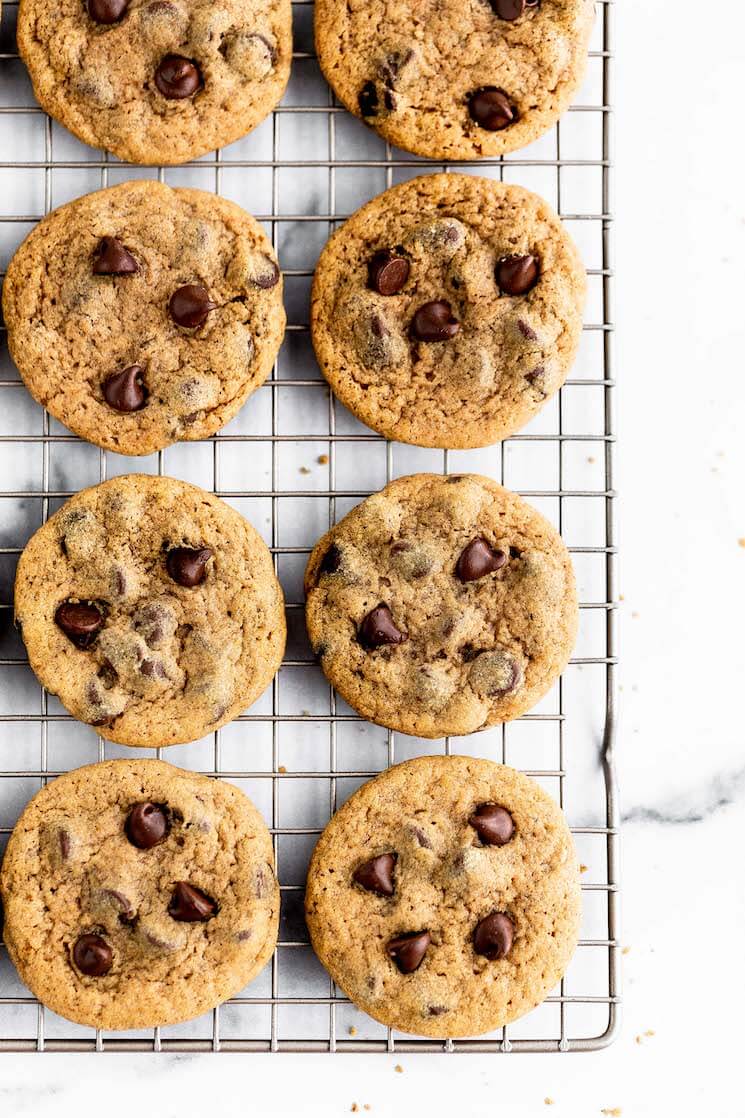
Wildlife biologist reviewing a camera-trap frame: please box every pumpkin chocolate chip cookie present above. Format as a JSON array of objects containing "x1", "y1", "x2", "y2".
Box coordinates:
[
  {"x1": 311, "y1": 174, "x2": 586, "y2": 449},
  {"x1": 14, "y1": 474, "x2": 286, "y2": 747},
  {"x1": 17, "y1": 0, "x2": 292, "y2": 164},
  {"x1": 0, "y1": 760, "x2": 279, "y2": 1029},
  {"x1": 3, "y1": 181, "x2": 285, "y2": 457},
  {"x1": 306, "y1": 755, "x2": 581, "y2": 1037},
  {"x1": 315, "y1": 0, "x2": 594, "y2": 160},
  {"x1": 304, "y1": 473, "x2": 577, "y2": 738}
]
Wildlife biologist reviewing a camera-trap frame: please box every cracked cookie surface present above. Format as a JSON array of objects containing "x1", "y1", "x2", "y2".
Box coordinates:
[
  {"x1": 15, "y1": 474, "x2": 286, "y2": 747},
  {"x1": 306, "y1": 755, "x2": 581, "y2": 1038},
  {"x1": 3, "y1": 181, "x2": 285, "y2": 456},
  {"x1": 315, "y1": 0, "x2": 594, "y2": 160},
  {"x1": 17, "y1": 0, "x2": 291, "y2": 164},
  {"x1": 311, "y1": 174, "x2": 586, "y2": 449},
  {"x1": 304, "y1": 473, "x2": 577, "y2": 738},
  {"x1": 0, "y1": 759, "x2": 279, "y2": 1030}
]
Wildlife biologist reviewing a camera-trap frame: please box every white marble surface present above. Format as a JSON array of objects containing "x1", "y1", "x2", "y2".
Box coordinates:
[{"x1": 1, "y1": 0, "x2": 744, "y2": 1112}]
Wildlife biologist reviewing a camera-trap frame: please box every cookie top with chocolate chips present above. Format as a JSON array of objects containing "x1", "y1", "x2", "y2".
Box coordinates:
[
  {"x1": 15, "y1": 474, "x2": 286, "y2": 747},
  {"x1": 17, "y1": 0, "x2": 291, "y2": 164},
  {"x1": 305, "y1": 473, "x2": 577, "y2": 738},
  {"x1": 311, "y1": 174, "x2": 586, "y2": 449},
  {"x1": 306, "y1": 755, "x2": 581, "y2": 1038},
  {"x1": 3, "y1": 181, "x2": 285, "y2": 456},
  {"x1": 315, "y1": 0, "x2": 593, "y2": 160},
  {"x1": 0, "y1": 760, "x2": 279, "y2": 1030}
]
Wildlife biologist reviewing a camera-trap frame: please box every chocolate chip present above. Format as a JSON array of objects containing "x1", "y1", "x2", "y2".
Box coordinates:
[
  {"x1": 169, "y1": 284, "x2": 216, "y2": 328},
  {"x1": 358, "y1": 81, "x2": 379, "y2": 117},
  {"x1": 496, "y1": 254, "x2": 539, "y2": 295},
  {"x1": 319, "y1": 543, "x2": 342, "y2": 575},
  {"x1": 140, "y1": 658, "x2": 167, "y2": 679},
  {"x1": 469, "y1": 803, "x2": 515, "y2": 846},
  {"x1": 410, "y1": 825, "x2": 432, "y2": 849},
  {"x1": 456, "y1": 538, "x2": 507, "y2": 582},
  {"x1": 59, "y1": 829, "x2": 71, "y2": 860},
  {"x1": 489, "y1": 0, "x2": 524, "y2": 18},
  {"x1": 410, "y1": 300, "x2": 460, "y2": 342},
  {"x1": 87, "y1": 0, "x2": 129, "y2": 23},
  {"x1": 517, "y1": 318, "x2": 538, "y2": 341},
  {"x1": 353, "y1": 852, "x2": 396, "y2": 896},
  {"x1": 253, "y1": 258, "x2": 280, "y2": 289},
  {"x1": 102, "y1": 365, "x2": 147, "y2": 412},
  {"x1": 468, "y1": 87, "x2": 517, "y2": 131},
  {"x1": 387, "y1": 931, "x2": 431, "y2": 974},
  {"x1": 93, "y1": 236, "x2": 138, "y2": 275},
  {"x1": 55, "y1": 601, "x2": 104, "y2": 649},
  {"x1": 166, "y1": 546, "x2": 212, "y2": 587},
  {"x1": 428, "y1": 1005, "x2": 448, "y2": 1016},
  {"x1": 72, "y1": 933, "x2": 113, "y2": 976},
  {"x1": 473, "y1": 912, "x2": 514, "y2": 959},
  {"x1": 126, "y1": 802, "x2": 169, "y2": 849},
  {"x1": 358, "y1": 604, "x2": 407, "y2": 649},
  {"x1": 154, "y1": 54, "x2": 202, "y2": 99},
  {"x1": 468, "y1": 650, "x2": 522, "y2": 698},
  {"x1": 368, "y1": 250, "x2": 410, "y2": 296},
  {"x1": 168, "y1": 882, "x2": 217, "y2": 922},
  {"x1": 526, "y1": 366, "x2": 545, "y2": 384}
]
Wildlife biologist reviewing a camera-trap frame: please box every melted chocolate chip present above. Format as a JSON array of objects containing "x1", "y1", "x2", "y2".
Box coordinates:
[
  {"x1": 456, "y1": 538, "x2": 507, "y2": 582},
  {"x1": 169, "y1": 284, "x2": 216, "y2": 328},
  {"x1": 253, "y1": 258, "x2": 280, "y2": 289},
  {"x1": 490, "y1": 0, "x2": 525, "y2": 17},
  {"x1": 387, "y1": 931, "x2": 431, "y2": 974},
  {"x1": 468, "y1": 87, "x2": 517, "y2": 131},
  {"x1": 358, "y1": 81, "x2": 379, "y2": 117},
  {"x1": 353, "y1": 852, "x2": 396, "y2": 896},
  {"x1": 410, "y1": 300, "x2": 460, "y2": 342},
  {"x1": 102, "y1": 365, "x2": 147, "y2": 412},
  {"x1": 93, "y1": 236, "x2": 138, "y2": 275},
  {"x1": 167, "y1": 885, "x2": 214, "y2": 921},
  {"x1": 473, "y1": 912, "x2": 514, "y2": 959},
  {"x1": 368, "y1": 250, "x2": 410, "y2": 296},
  {"x1": 319, "y1": 543, "x2": 342, "y2": 575},
  {"x1": 154, "y1": 55, "x2": 202, "y2": 99},
  {"x1": 72, "y1": 933, "x2": 113, "y2": 976},
  {"x1": 496, "y1": 254, "x2": 540, "y2": 296},
  {"x1": 87, "y1": 0, "x2": 129, "y2": 23},
  {"x1": 55, "y1": 601, "x2": 104, "y2": 649},
  {"x1": 126, "y1": 802, "x2": 169, "y2": 849},
  {"x1": 168, "y1": 882, "x2": 217, "y2": 922},
  {"x1": 166, "y1": 546, "x2": 212, "y2": 587},
  {"x1": 358, "y1": 604, "x2": 407, "y2": 649},
  {"x1": 469, "y1": 803, "x2": 515, "y2": 846}
]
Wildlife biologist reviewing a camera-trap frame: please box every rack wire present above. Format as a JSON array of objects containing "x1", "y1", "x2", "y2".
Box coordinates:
[{"x1": 0, "y1": 0, "x2": 618, "y2": 1052}]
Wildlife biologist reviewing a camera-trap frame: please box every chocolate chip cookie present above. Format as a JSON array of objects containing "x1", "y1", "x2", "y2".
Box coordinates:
[
  {"x1": 17, "y1": 0, "x2": 291, "y2": 164},
  {"x1": 305, "y1": 473, "x2": 577, "y2": 738},
  {"x1": 3, "y1": 181, "x2": 285, "y2": 457},
  {"x1": 311, "y1": 174, "x2": 586, "y2": 448},
  {"x1": 315, "y1": 0, "x2": 594, "y2": 160},
  {"x1": 0, "y1": 759, "x2": 279, "y2": 1030},
  {"x1": 15, "y1": 474, "x2": 286, "y2": 747},
  {"x1": 306, "y1": 755, "x2": 581, "y2": 1037}
]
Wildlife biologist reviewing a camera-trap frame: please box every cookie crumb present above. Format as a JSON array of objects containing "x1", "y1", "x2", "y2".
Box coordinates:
[
  {"x1": 621, "y1": 946, "x2": 631, "y2": 955},
  {"x1": 644, "y1": 1029, "x2": 655, "y2": 1037},
  {"x1": 631, "y1": 611, "x2": 639, "y2": 619},
  {"x1": 364, "y1": 1106, "x2": 371, "y2": 1112},
  {"x1": 738, "y1": 538, "x2": 745, "y2": 548},
  {"x1": 394, "y1": 1064, "x2": 403, "y2": 1073},
  {"x1": 349, "y1": 1025, "x2": 358, "y2": 1036},
  {"x1": 278, "y1": 765, "x2": 287, "y2": 774},
  {"x1": 299, "y1": 466, "x2": 311, "y2": 475},
  {"x1": 587, "y1": 455, "x2": 595, "y2": 464},
  {"x1": 601, "y1": 1109, "x2": 622, "y2": 1116},
  {"x1": 351, "y1": 1105, "x2": 359, "y2": 1113},
  {"x1": 579, "y1": 863, "x2": 588, "y2": 873},
  {"x1": 318, "y1": 454, "x2": 329, "y2": 465},
  {"x1": 544, "y1": 1099, "x2": 555, "y2": 1106}
]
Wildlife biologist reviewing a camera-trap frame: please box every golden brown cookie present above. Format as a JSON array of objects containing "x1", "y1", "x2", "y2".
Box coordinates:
[
  {"x1": 17, "y1": 0, "x2": 292, "y2": 164},
  {"x1": 306, "y1": 755, "x2": 581, "y2": 1037},
  {"x1": 305, "y1": 473, "x2": 577, "y2": 738},
  {"x1": 15, "y1": 474, "x2": 286, "y2": 747},
  {"x1": 311, "y1": 174, "x2": 586, "y2": 449},
  {"x1": 315, "y1": 0, "x2": 594, "y2": 160},
  {"x1": 0, "y1": 760, "x2": 279, "y2": 1030},
  {"x1": 3, "y1": 181, "x2": 285, "y2": 456}
]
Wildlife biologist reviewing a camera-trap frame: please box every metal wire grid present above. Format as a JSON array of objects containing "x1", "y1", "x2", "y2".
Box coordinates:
[{"x1": 0, "y1": 0, "x2": 619, "y2": 1052}]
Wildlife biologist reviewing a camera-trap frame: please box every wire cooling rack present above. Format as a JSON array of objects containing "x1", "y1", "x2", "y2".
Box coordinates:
[{"x1": 0, "y1": 0, "x2": 618, "y2": 1053}]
